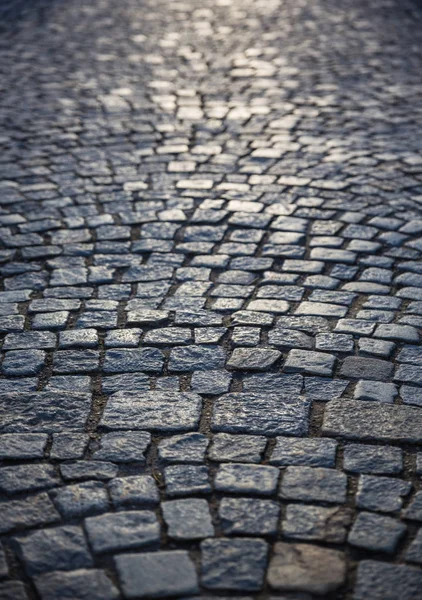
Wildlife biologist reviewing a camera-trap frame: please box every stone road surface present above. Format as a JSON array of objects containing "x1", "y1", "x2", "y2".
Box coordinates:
[{"x1": 0, "y1": 0, "x2": 422, "y2": 598}]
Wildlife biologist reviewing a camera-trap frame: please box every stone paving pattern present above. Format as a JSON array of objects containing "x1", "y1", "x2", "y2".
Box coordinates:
[{"x1": 0, "y1": 0, "x2": 422, "y2": 598}]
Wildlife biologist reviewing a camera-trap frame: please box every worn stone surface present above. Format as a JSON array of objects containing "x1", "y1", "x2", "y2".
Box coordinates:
[
  {"x1": 212, "y1": 393, "x2": 310, "y2": 436},
  {"x1": 340, "y1": 357, "x2": 393, "y2": 381},
  {"x1": 348, "y1": 512, "x2": 406, "y2": 554},
  {"x1": 162, "y1": 499, "x2": 214, "y2": 540},
  {"x1": 0, "y1": 493, "x2": 60, "y2": 534},
  {"x1": 164, "y1": 465, "x2": 211, "y2": 497},
  {"x1": 343, "y1": 444, "x2": 403, "y2": 474},
  {"x1": 158, "y1": 433, "x2": 208, "y2": 464},
  {"x1": 354, "y1": 561, "x2": 422, "y2": 600},
  {"x1": 215, "y1": 464, "x2": 279, "y2": 496},
  {"x1": 280, "y1": 466, "x2": 347, "y2": 504},
  {"x1": 201, "y1": 538, "x2": 268, "y2": 591},
  {"x1": 51, "y1": 482, "x2": 109, "y2": 519},
  {"x1": 93, "y1": 431, "x2": 151, "y2": 463},
  {"x1": 269, "y1": 437, "x2": 337, "y2": 468},
  {"x1": 356, "y1": 475, "x2": 412, "y2": 513},
  {"x1": 115, "y1": 551, "x2": 199, "y2": 598},
  {"x1": 284, "y1": 350, "x2": 336, "y2": 376},
  {"x1": 13, "y1": 526, "x2": 93, "y2": 575},
  {"x1": 34, "y1": 569, "x2": 119, "y2": 600},
  {"x1": 109, "y1": 476, "x2": 159, "y2": 510},
  {"x1": 282, "y1": 504, "x2": 352, "y2": 543},
  {"x1": 227, "y1": 348, "x2": 281, "y2": 371},
  {"x1": 267, "y1": 542, "x2": 346, "y2": 594},
  {"x1": 208, "y1": 434, "x2": 267, "y2": 463},
  {"x1": 322, "y1": 400, "x2": 422, "y2": 443},
  {"x1": 101, "y1": 391, "x2": 202, "y2": 431},
  {"x1": 85, "y1": 511, "x2": 160, "y2": 554},
  {"x1": 219, "y1": 498, "x2": 280, "y2": 536},
  {"x1": 0, "y1": 392, "x2": 91, "y2": 432}
]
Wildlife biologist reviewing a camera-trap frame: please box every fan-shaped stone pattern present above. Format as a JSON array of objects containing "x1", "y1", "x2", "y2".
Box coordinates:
[{"x1": 1, "y1": 0, "x2": 422, "y2": 597}]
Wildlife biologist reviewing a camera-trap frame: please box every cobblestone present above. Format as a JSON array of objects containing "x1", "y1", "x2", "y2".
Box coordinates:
[{"x1": 1, "y1": 0, "x2": 422, "y2": 596}]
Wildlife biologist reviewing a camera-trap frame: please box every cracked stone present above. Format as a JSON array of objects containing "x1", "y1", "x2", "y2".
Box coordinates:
[
  {"x1": 267, "y1": 542, "x2": 346, "y2": 594},
  {"x1": 283, "y1": 504, "x2": 352, "y2": 543}
]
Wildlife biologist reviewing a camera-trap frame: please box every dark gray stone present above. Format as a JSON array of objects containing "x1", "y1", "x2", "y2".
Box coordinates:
[
  {"x1": 103, "y1": 348, "x2": 164, "y2": 373},
  {"x1": 356, "y1": 475, "x2": 412, "y2": 513},
  {"x1": 201, "y1": 538, "x2": 268, "y2": 591},
  {"x1": 403, "y1": 492, "x2": 422, "y2": 522},
  {"x1": 51, "y1": 482, "x2": 109, "y2": 518},
  {"x1": 343, "y1": 444, "x2": 403, "y2": 475},
  {"x1": 0, "y1": 493, "x2": 60, "y2": 534},
  {"x1": 284, "y1": 350, "x2": 336, "y2": 376},
  {"x1": 405, "y1": 529, "x2": 422, "y2": 565},
  {"x1": 93, "y1": 431, "x2": 151, "y2": 463},
  {"x1": 0, "y1": 542, "x2": 8, "y2": 578},
  {"x1": 280, "y1": 466, "x2": 347, "y2": 504},
  {"x1": 242, "y1": 373, "x2": 303, "y2": 395},
  {"x1": 215, "y1": 464, "x2": 279, "y2": 495},
  {"x1": 34, "y1": 569, "x2": 119, "y2": 600},
  {"x1": 13, "y1": 526, "x2": 92, "y2": 575},
  {"x1": 227, "y1": 348, "x2": 281, "y2": 370},
  {"x1": 50, "y1": 433, "x2": 89, "y2": 460},
  {"x1": 0, "y1": 433, "x2": 48, "y2": 459},
  {"x1": 354, "y1": 380, "x2": 397, "y2": 403},
  {"x1": 354, "y1": 560, "x2": 422, "y2": 600},
  {"x1": 169, "y1": 345, "x2": 225, "y2": 371},
  {"x1": 162, "y1": 498, "x2": 214, "y2": 539},
  {"x1": 53, "y1": 350, "x2": 99, "y2": 373},
  {"x1": 109, "y1": 476, "x2": 159, "y2": 510},
  {"x1": 164, "y1": 465, "x2": 211, "y2": 496},
  {"x1": 101, "y1": 391, "x2": 202, "y2": 432},
  {"x1": 85, "y1": 510, "x2": 160, "y2": 553},
  {"x1": 191, "y1": 370, "x2": 232, "y2": 394},
  {"x1": 304, "y1": 377, "x2": 348, "y2": 401},
  {"x1": 144, "y1": 327, "x2": 192, "y2": 345},
  {"x1": 115, "y1": 551, "x2": 199, "y2": 598},
  {"x1": 212, "y1": 393, "x2": 310, "y2": 436},
  {"x1": 102, "y1": 373, "x2": 150, "y2": 394},
  {"x1": 0, "y1": 581, "x2": 28, "y2": 600},
  {"x1": 3, "y1": 331, "x2": 56, "y2": 350},
  {"x1": 219, "y1": 497, "x2": 280, "y2": 536},
  {"x1": 158, "y1": 433, "x2": 208, "y2": 464},
  {"x1": 60, "y1": 461, "x2": 118, "y2": 482},
  {"x1": 208, "y1": 433, "x2": 267, "y2": 463},
  {"x1": 0, "y1": 464, "x2": 60, "y2": 494},
  {"x1": 394, "y1": 364, "x2": 422, "y2": 386},
  {"x1": 340, "y1": 357, "x2": 393, "y2": 381},
  {"x1": 322, "y1": 399, "x2": 422, "y2": 443},
  {"x1": 270, "y1": 437, "x2": 337, "y2": 467},
  {"x1": 348, "y1": 512, "x2": 406, "y2": 554},
  {"x1": 2, "y1": 350, "x2": 45, "y2": 376},
  {"x1": 268, "y1": 328, "x2": 313, "y2": 349}
]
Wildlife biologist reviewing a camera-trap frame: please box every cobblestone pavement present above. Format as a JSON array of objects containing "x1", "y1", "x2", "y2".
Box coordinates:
[{"x1": 0, "y1": 0, "x2": 422, "y2": 598}]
